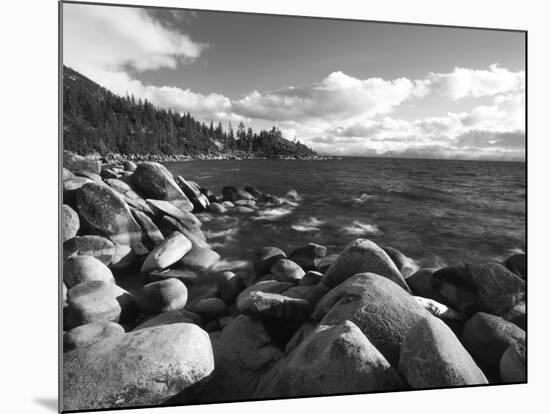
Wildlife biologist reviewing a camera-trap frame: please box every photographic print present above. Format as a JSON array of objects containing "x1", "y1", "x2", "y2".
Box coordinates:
[{"x1": 60, "y1": 1, "x2": 526, "y2": 412}]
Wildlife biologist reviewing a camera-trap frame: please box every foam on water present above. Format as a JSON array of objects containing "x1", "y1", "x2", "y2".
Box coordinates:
[
  {"x1": 352, "y1": 193, "x2": 376, "y2": 204},
  {"x1": 342, "y1": 220, "x2": 383, "y2": 236},
  {"x1": 291, "y1": 216, "x2": 324, "y2": 232},
  {"x1": 252, "y1": 207, "x2": 295, "y2": 221}
]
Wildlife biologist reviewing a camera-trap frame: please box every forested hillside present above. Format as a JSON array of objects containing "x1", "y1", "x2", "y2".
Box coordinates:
[{"x1": 62, "y1": 66, "x2": 317, "y2": 158}]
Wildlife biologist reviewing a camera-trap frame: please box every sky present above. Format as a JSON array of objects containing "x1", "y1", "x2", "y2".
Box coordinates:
[{"x1": 62, "y1": 2, "x2": 526, "y2": 160}]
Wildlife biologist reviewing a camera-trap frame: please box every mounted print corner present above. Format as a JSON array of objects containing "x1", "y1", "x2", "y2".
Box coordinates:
[{"x1": 60, "y1": 0, "x2": 526, "y2": 412}]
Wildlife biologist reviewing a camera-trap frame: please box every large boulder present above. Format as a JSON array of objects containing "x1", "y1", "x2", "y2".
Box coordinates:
[
  {"x1": 500, "y1": 338, "x2": 526, "y2": 383},
  {"x1": 63, "y1": 177, "x2": 93, "y2": 205},
  {"x1": 461, "y1": 312, "x2": 526, "y2": 369},
  {"x1": 413, "y1": 297, "x2": 465, "y2": 322},
  {"x1": 237, "y1": 290, "x2": 310, "y2": 321},
  {"x1": 63, "y1": 323, "x2": 214, "y2": 411},
  {"x1": 140, "y1": 231, "x2": 192, "y2": 273},
  {"x1": 66, "y1": 281, "x2": 137, "y2": 328},
  {"x1": 313, "y1": 273, "x2": 429, "y2": 366},
  {"x1": 63, "y1": 235, "x2": 116, "y2": 265},
  {"x1": 105, "y1": 178, "x2": 154, "y2": 215},
  {"x1": 256, "y1": 321, "x2": 406, "y2": 398},
  {"x1": 62, "y1": 205, "x2": 80, "y2": 241},
  {"x1": 179, "y1": 246, "x2": 220, "y2": 272},
  {"x1": 253, "y1": 247, "x2": 286, "y2": 277},
  {"x1": 197, "y1": 315, "x2": 283, "y2": 402},
  {"x1": 63, "y1": 321, "x2": 125, "y2": 352},
  {"x1": 158, "y1": 216, "x2": 208, "y2": 248},
  {"x1": 432, "y1": 262, "x2": 525, "y2": 316},
  {"x1": 270, "y1": 259, "x2": 305, "y2": 283},
  {"x1": 322, "y1": 239, "x2": 411, "y2": 292},
  {"x1": 406, "y1": 268, "x2": 443, "y2": 301},
  {"x1": 175, "y1": 176, "x2": 210, "y2": 212},
  {"x1": 398, "y1": 316, "x2": 487, "y2": 388},
  {"x1": 505, "y1": 253, "x2": 526, "y2": 280},
  {"x1": 133, "y1": 309, "x2": 203, "y2": 330},
  {"x1": 217, "y1": 271, "x2": 246, "y2": 303},
  {"x1": 383, "y1": 246, "x2": 418, "y2": 278},
  {"x1": 63, "y1": 256, "x2": 115, "y2": 288},
  {"x1": 131, "y1": 209, "x2": 164, "y2": 246},
  {"x1": 500, "y1": 300, "x2": 526, "y2": 330},
  {"x1": 146, "y1": 199, "x2": 199, "y2": 225},
  {"x1": 137, "y1": 278, "x2": 188, "y2": 315},
  {"x1": 122, "y1": 160, "x2": 137, "y2": 172},
  {"x1": 75, "y1": 182, "x2": 144, "y2": 247},
  {"x1": 63, "y1": 151, "x2": 101, "y2": 175},
  {"x1": 288, "y1": 243, "x2": 327, "y2": 271},
  {"x1": 132, "y1": 162, "x2": 191, "y2": 208}
]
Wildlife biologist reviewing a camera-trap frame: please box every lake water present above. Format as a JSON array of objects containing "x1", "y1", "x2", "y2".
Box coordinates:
[{"x1": 165, "y1": 157, "x2": 526, "y2": 270}]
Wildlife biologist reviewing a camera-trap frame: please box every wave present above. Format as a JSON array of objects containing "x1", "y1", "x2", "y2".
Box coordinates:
[
  {"x1": 291, "y1": 216, "x2": 324, "y2": 232},
  {"x1": 351, "y1": 193, "x2": 376, "y2": 204},
  {"x1": 252, "y1": 207, "x2": 294, "y2": 221},
  {"x1": 203, "y1": 228, "x2": 239, "y2": 240},
  {"x1": 342, "y1": 220, "x2": 383, "y2": 236}
]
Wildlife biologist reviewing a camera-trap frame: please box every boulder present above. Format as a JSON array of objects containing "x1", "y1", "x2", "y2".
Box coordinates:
[
  {"x1": 133, "y1": 309, "x2": 203, "y2": 330},
  {"x1": 322, "y1": 239, "x2": 411, "y2": 293},
  {"x1": 75, "y1": 182, "x2": 144, "y2": 247},
  {"x1": 146, "y1": 199, "x2": 199, "y2": 225},
  {"x1": 179, "y1": 246, "x2": 220, "y2": 272},
  {"x1": 500, "y1": 338, "x2": 526, "y2": 383},
  {"x1": 244, "y1": 186, "x2": 263, "y2": 199},
  {"x1": 299, "y1": 270, "x2": 324, "y2": 286},
  {"x1": 220, "y1": 201, "x2": 235, "y2": 209},
  {"x1": 209, "y1": 202, "x2": 226, "y2": 214},
  {"x1": 217, "y1": 271, "x2": 246, "y2": 303},
  {"x1": 62, "y1": 205, "x2": 80, "y2": 241},
  {"x1": 234, "y1": 206, "x2": 254, "y2": 214},
  {"x1": 63, "y1": 167, "x2": 75, "y2": 180},
  {"x1": 406, "y1": 268, "x2": 442, "y2": 301},
  {"x1": 192, "y1": 298, "x2": 227, "y2": 319},
  {"x1": 222, "y1": 186, "x2": 254, "y2": 202},
  {"x1": 131, "y1": 209, "x2": 164, "y2": 246},
  {"x1": 383, "y1": 246, "x2": 418, "y2": 278},
  {"x1": 66, "y1": 281, "x2": 137, "y2": 328},
  {"x1": 318, "y1": 254, "x2": 338, "y2": 273},
  {"x1": 63, "y1": 177, "x2": 93, "y2": 205},
  {"x1": 132, "y1": 162, "x2": 190, "y2": 205},
  {"x1": 63, "y1": 321, "x2": 125, "y2": 352},
  {"x1": 74, "y1": 170, "x2": 104, "y2": 184},
  {"x1": 398, "y1": 316, "x2": 487, "y2": 388},
  {"x1": 234, "y1": 199, "x2": 256, "y2": 208},
  {"x1": 271, "y1": 258, "x2": 305, "y2": 283},
  {"x1": 100, "y1": 168, "x2": 119, "y2": 179},
  {"x1": 63, "y1": 323, "x2": 214, "y2": 411},
  {"x1": 313, "y1": 273, "x2": 429, "y2": 365},
  {"x1": 289, "y1": 243, "x2": 327, "y2": 271},
  {"x1": 461, "y1": 312, "x2": 526, "y2": 369},
  {"x1": 63, "y1": 151, "x2": 101, "y2": 175},
  {"x1": 137, "y1": 278, "x2": 188, "y2": 315},
  {"x1": 110, "y1": 244, "x2": 138, "y2": 269},
  {"x1": 256, "y1": 321, "x2": 406, "y2": 398},
  {"x1": 197, "y1": 315, "x2": 283, "y2": 402},
  {"x1": 175, "y1": 176, "x2": 210, "y2": 211},
  {"x1": 500, "y1": 300, "x2": 526, "y2": 330},
  {"x1": 140, "y1": 231, "x2": 192, "y2": 273},
  {"x1": 64, "y1": 256, "x2": 115, "y2": 288},
  {"x1": 413, "y1": 296, "x2": 465, "y2": 321},
  {"x1": 158, "y1": 216, "x2": 208, "y2": 248},
  {"x1": 237, "y1": 290, "x2": 310, "y2": 321},
  {"x1": 253, "y1": 246, "x2": 286, "y2": 277},
  {"x1": 63, "y1": 235, "x2": 116, "y2": 265},
  {"x1": 147, "y1": 268, "x2": 200, "y2": 285},
  {"x1": 432, "y1": 262, "x2": 525, "y2": 316},
  {"x1": 122, "y1": 160, "x2": 137, "y2": 172},
  {"x1": 505, "y1": 253, "x2": 526, "y2": 280}
]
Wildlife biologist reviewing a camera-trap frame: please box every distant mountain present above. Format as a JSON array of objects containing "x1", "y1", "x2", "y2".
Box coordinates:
[{"x1": 62, "y1": 66, "x2": 318, "y2": 159}]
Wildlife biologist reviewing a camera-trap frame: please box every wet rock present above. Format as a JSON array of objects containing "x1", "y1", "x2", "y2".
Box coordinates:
[
  {"x1": 137, "y1": 278, "x2": 188, "y2": 315},
  {"x1": 413, "y1": 296, "x2": 465, "y2": 321},
  {"x1": 313, "y1": 273, "x2": 429, "y2": 365},
  {"x1": 322, "y1": 239, "x2": 411, "y2": 293},
  {"x1": 63, "y1": 323, "x2": 214, "y2": 411},
  {"x1": 256, "y1": 321, "x2": 406, "y2": 398},
  {"x1": 234, "y1": 206, "x2": 254, "y2": 214},
  {"x1": 100, "y1": 168, "x2": 119, "y2": 179},
  {"x1": 500, "y1": 300, "x2": 526, "y2": 330},
  {"x1": 461, "y1": 312, "x2": 526, "y2": 369},
  {"x1": 220, "y1": 200, "x2": 234, "y2": 209},
  {"x1": 271, "y1": 258, "x2": 305, "y2": 283},
  {"x1": 140, "y1": 231, "x2": 192, "y2": 273},
  {"x1": 432, "y1": 262, "x2": 525, "y2": 316},
  {"x1": 63, "y1": 151, "x2": 101, "y2": 175},
  {"x1": 66, "y1": 281, "x2": 137, "y2": 328},
  {"x1": 399, "y1": 316, "x2": 487, "y2": 387},
  {"x1": 192, "y1": 298, "x2": 227, "y2": 319},
  {"x1": 131, "y1": 209, "x2": 164, "y2": 246},
  {"x1": 63, "y1": 321, "x2": 125, "y2": 352},
  {"x1": 62, "y1": 204, "x2": 80, "y2": 241},
  {"x1": 299, "y1": 270, "x2": 324, "y2": 286},
  {"x1": 64, "y1": 256, "x2": 115, "y2": 288},
  {"x1": 209, "y1": 202, "x2": 226, "y2": 214},
  {"x1": 406, "y1": 268, "x2": 443, "y2": 301},
  {"x1": 289, "y1": 243, "x2": 327, "y2": 271},
  {"x1": 500, "y1": 338, "x2": 526, "y2": 383},
  {"x1": 505, "y1": 253, "x2": 526, "y2": 280},
  {"x1": 63, "y1": 235, "x2": 116, "y2": 265},
  {"x1": 253, "y1": 247, "x2": 287, "y2": 277},
  {"x1": 217, "y1": 272, "x2": 246, "y2": 303},
  {"x1": 134, "y1": 309, "x2": 203, "y2": 330},
  {"x1": 244, "y1": 186, "x2": 263, "y2": 199},
  {"x1": 75, "y1": 182, "x2": 144, "y2": 247},
  {"x1": 179, "y1": 246, "x2": 220, "y2": 272},
  {"x1": 383, "y1": 246, "x2": 418, "y2": 278}
]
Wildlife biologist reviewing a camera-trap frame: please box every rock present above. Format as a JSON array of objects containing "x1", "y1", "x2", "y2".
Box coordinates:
[
  {"x1": 63, "y1": 151, "x2": 101, "y2": 175},
  {"x1": 244, "y1": 186, "x2": 263, "y2": 198},
  {"x1": 140, "y1": 231, "x2": 192, "y2": 273},
  {"x1": 500, "y1": 338, "x2": 526, "y2": 382},
  {"x1": 253, "y1": 246, "x2": 286, "y2": 277},
  {"x1": 234, "y1": 206, "x2": 254, "y2": 214},
  {"x1": 461, "y1": 312, "x2": 526, "y2": 369},
  {"x1": 406, "y1": 268, "x2": 443, "y2": 301},
  {"x1": 62, "y1": 204, "x2": 80, "y2": 241},
  {"x1": 110, "y1": 244, "x2": 138, "y2": 269},
  {"x1": 201, "y1": 188, "x2": 218, "y2": 203},
  {"x1": 256, "y1": 321, "x2": 406, "y2": 398},
  {"x1": 74, "y1": 170, "x2": 104, "y2": 184},
  {"x1": 63, "y1": 177, "x2": 93, "y2": 205},
  {"x1": 63, "y1": 323, "x2": 214, "y2": 411},
  {"x1": 432, "y1": 262, "x2": 525, "y2": 316},
  {"x1": 64, "y1": 256, "x2": 115, "y2": 288},
  {"x1": 313, "y1": 273, "x2": 429, "y2": 365},
  {"x1": 222, "y1": 186, "x2": 254, "y2": 202},
  {"x1": 237, "y1": 290, "x2": 310, "y2": 321},
  {"x1": 179, "y1": 246, "x2": 220, "y2": 272},
  {"x1": 66, "y1": 281, "x2": 137, "y2": 328},
  {"x1": 197, "y1": 315, "x2": 283, "y2": 402},
  {"x1": 105, "y1": 178, "x2": 154, "y2": 215},
  {"x1": 322, "y1": 239, "x2": 411, "y2": 293},
  {"x1": 175, "y1": 176, "x2": 210, "y2": 211},
  {"x1": 134, "y1": 309, "x2": 203, "y2": 330},
  {"x1": 63, "y1": 235, "x2": 116, "y2": 265},
  {"x1": 505, "y1": 253, "x2": 526, "y2": 279},
  {"x1": 383, "y1": 246, "x2": 418, "y2": 278},
  {"x1": 218, "y1": 316, "x2": 234, "y2": 329},
  {"x1": 104, "y1": 178, "x2": 133, "y2": 194},
  {"x1": 75, "y1": 182, "x2": 144, "y2": 247},
  {"x1": 500, "y1": 300, "x2": 526, "y2": 330},
  {"x1": 132, "y1": 162, "x2": 189, "y2": 204},
  {"x1": 398, "y1": 316, "x2": 487, "y2": 387},
  {"x1": 192, "y1": 298, "x2": 227, "y2": 319},
  {"x1": 63, "y1": 321, "x2": 125, "y2": 352},
  {"x1": 285, "y1": 189, "x2": 300, "y2": 202},
  {"x1": 209, "y1": 202, "x2": 226, "y2": 214},
  {"x1": 413, "y1": 296, "x2": 465, "y2": 321},
  {"x1": 234, "y1": 199, "x2": 256, "y2": 208},
  {"x1": 289, "y1": 243, "x2": 327, "y2": 271},
  {"x1": 137, "y1": 278, "x2": 188, "y2": 315},
  {"x1": 122, "y1": 160, "x2": 137, "y2": 172},
  {"x1": 158, "y1": 216, "x2": 208, "y2": 248},
  {"x1": 270, "y1": 258, "x2": 305, "y2": 283},
  {"x1": 220, "y1": 200, "x2": 234, "y2": 209},
  {"x1": 299, "y1": 270, "x2": 323, "y2": 286},
  {"x1": 318, "y1": 254, "x2": 338, "y2": 273},
  {"x1": 63, "y1": 167, "x2": 75, "y2": 180},
  {"x1": 217, "y1": 272, "x2": 246, "y2": 303},
  {"x1": 146, "y1": 198, "x2": 199, "y2": 225},
  {"x1": 131, "y1": 209, "x2": 164, "y2": 246},
  {"x1": 100, "y1": 168, "x2": 119, "y2": 179},
  {"x1": 147, "y1": 268, "x2": 200, "y2": 285},
  {"x1": 237, "y1": 280, "x2": 295, "y2": 304}
]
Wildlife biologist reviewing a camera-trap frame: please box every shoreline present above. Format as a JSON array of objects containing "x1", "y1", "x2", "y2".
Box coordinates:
[{"x1": 98, "y1": 152, "x2": 337, "y2": 163}]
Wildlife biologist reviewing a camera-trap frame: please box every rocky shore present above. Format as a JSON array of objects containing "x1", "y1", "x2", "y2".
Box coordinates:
[{"x1": 62, "y1": 150, "x2": 527, "y2": 411}]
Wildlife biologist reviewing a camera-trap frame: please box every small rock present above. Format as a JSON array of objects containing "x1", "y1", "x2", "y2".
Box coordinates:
[
  {"x1": 209, "y1": 202, "x2": 226, "y2": 214},
  {"x1": 271, "y1": 258, "x2": 305, "y2": 283},
  {"x1": 220, "y1": 200, "x2": 234, "y2": 209},
  {"x1": 122, "y1": 160, "x2": 137, "y2": 172},
  {"x1": 147, "y1": 268, "x2": 200, "y2": 285},
  {"x1": 140, "y1": 231, "x2": 192, "y2": 273},
  {"x1": 62, "y1": 205, "x2": 80, "y2": 241},
  {"x1": 500, "y1": 338, "x2": 526, "y2": 383},
  {"x1": 63, "y1": 256, "x2": 115, "y2": 288},
  {"x1": 253, "y1": 247, "x2": 286, "y2": 277},
  {"x1": 238, "y1": 291, "x2": 310, "y2": 321},
  {"x1": 234, "y1": 206, "x2": 254, "y2": 214},
  {"x1": 289, "y1": 243, "x2": 327, "y2": 271},
  {"x1": 234, "y1": 199, "x2": 256, "y2": 208},
  {"x1": 137, "y1": 278, "x2": 188, "y2": 315},
  {"x1": 192, "y1": 298, "x2": 227, "y2": 319},
  {"x1": 63, "y1": 321, "x2": 125, "y2": 352}
]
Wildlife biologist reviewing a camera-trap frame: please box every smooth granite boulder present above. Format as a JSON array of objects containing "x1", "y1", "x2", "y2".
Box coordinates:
[
  {"x1": 256, "y1": 321, "x2": 406, "y2": 398},
  {"x1": 133, "y1": 309, "x2": 203, "y2": 330},
  {"x1": 63, "y1": 151, "x2": 101, "y2": 175},
  {"x1": 271, "y1": 258, "x2": 305, "y2": 283},
  {"x1": 122, "y1": 160, "x2": 137, "y2": 172},
  {"x1": 383, "y1": 246, "x2": 419, "y2": 278},
  {"x1": 288, "y1": 243, "x2": 327, "y2": 271},
  {"x1": 63, "y1": 321, "x2": 125, "y2": 352},
  {"x1": 299, "y1": 270, "x2": 324, "y2": 286},
  {"x1": 64, "y1": 256, "x2": 115, "y2": 288},
  {"x1": 500, "y1": 300, "x2": 526, "y2": 330},
  {"x1": 63, "y1": 177, "x2": 93, "y2": 205},
  {"x1": 398, "y1": 316, "x2": 487, "y2": 388},
  {"x1": 146, "y1": 198, "x2": 199, "y2": 225},
  {"x1": 63, "y1": 235, "x2": 116, "y2": 265},
  {"x1": 62, "y1": 204, "x2": 80, "y2": 241},
  {"x1": 131, "y1": 209, "x2": 164, "y2": 246},
  {"x1": 505, "y1": 253, "x2": 526, "y2": 280},
  {"x1": 406, "y1": 268, "x2": 443, "y2": 301},
  {"x1": 179, "y1": 246, "x2": 220, "y2": 272},
  {"x1": 140, "y1": 231, "x2": 192, "y2": 273},
  {"x1": 432, "y1": 262, "x2": 525, "y2": 316},
  {"x1": 253, "y1": 247, "x2": 287, "y2": 277},
  {"x1": 209, "y1": 202, "x2": 226, "y2": 214},
  {"x1": 132, "y1": 162, "x2": 190, "y2": 205},
  {"x1": 63, "y1": 323, "x2": 214, "y2": 411},
  {"x1": 322, "y1": 239, "x2": 411, "y2": 292},
  {"x1": 137, "y1": 278, "x2": 188, "y2": 315},
  {"x1": 500, "y1": 337, "x2": 526, "y2": 383}
]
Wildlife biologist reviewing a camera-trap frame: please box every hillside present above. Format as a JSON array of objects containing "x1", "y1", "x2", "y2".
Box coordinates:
[{"x1": 62, "y1": 65, "x2": 318, "y2": 159}]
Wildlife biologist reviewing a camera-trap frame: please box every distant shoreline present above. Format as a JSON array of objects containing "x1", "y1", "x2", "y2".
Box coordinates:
[{"x1": 97, "y1": 152, "x2": 338, "y2": 163}]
